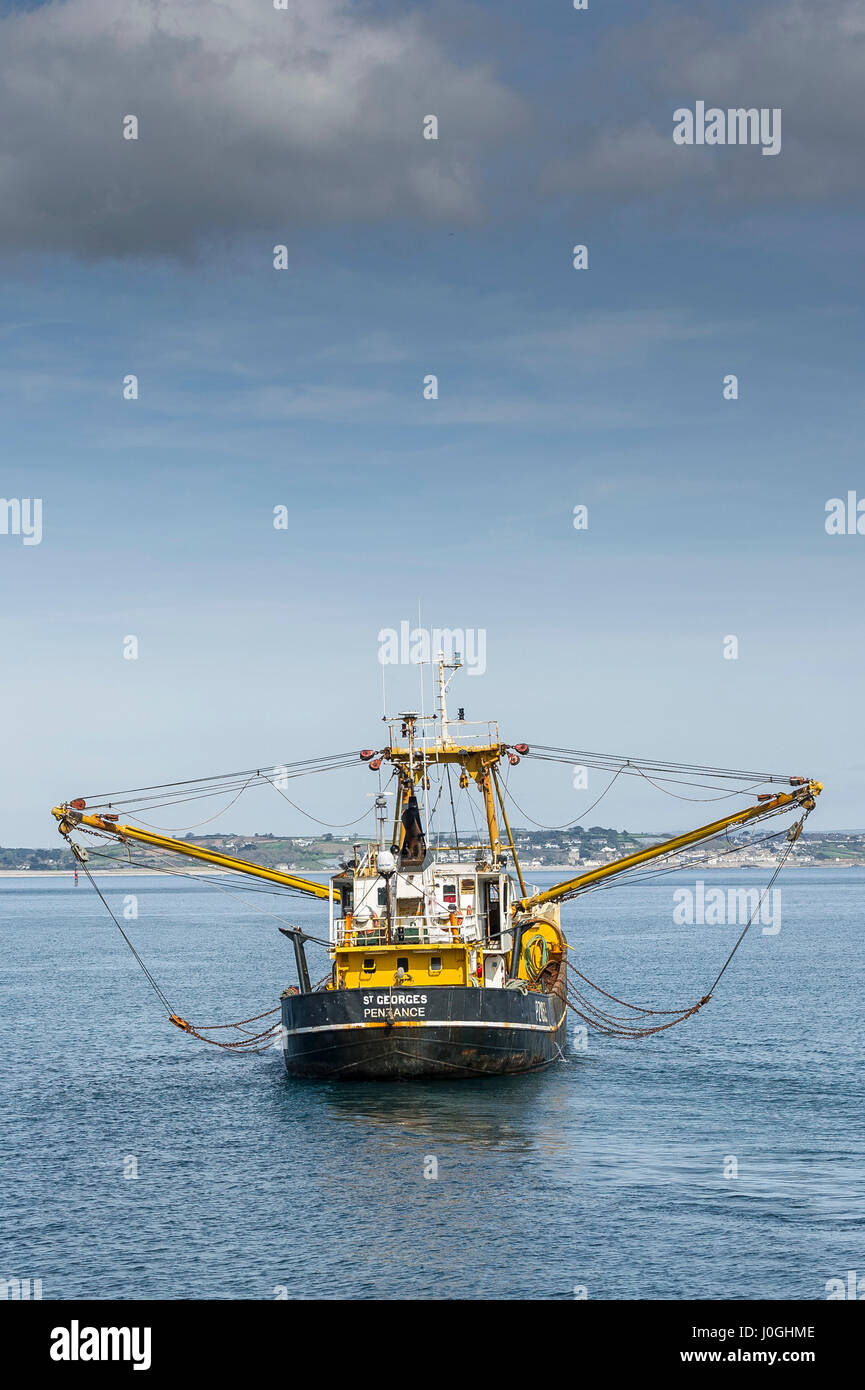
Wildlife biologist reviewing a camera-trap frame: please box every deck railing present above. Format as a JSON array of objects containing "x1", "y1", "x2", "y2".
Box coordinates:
[{"x1": 336, "y1": 915, "x2": 481, "y2": 948}]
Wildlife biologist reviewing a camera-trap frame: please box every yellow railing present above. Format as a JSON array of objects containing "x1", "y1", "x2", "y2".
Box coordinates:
[{"x1": 336, "y1": 915, "x2": 478, "y2": 948}]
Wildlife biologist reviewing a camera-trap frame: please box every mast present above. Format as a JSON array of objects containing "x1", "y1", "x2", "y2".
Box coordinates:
[
  {"x1": 378, "y1": 655, "x2": 513, "y2": 867},
  {"x1": 373, "y1": 793, "x2": 389, "y2": 850},
  {"x1": 437, "y1": 651, "x2": 451, "y2": 747}
]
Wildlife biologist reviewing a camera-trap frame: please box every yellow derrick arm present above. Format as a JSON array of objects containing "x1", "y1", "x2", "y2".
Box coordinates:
[
  {"x1": 516, "y1": 780, "x2": 822, "y2": 912},
  {"x1": 51, "y1": 806, "x2": 336, "y2": 900}
]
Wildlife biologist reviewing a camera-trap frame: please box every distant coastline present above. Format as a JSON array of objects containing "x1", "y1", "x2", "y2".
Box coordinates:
[
  {"x1": 5, "y1": 822, "x2": 865, "y2": 878},
  {"x1": 5, "y1": 827, "x2": 865, "y2": 875},
  {"x1": 2, "y1": 863, "x2": 863, "y2": 879}
]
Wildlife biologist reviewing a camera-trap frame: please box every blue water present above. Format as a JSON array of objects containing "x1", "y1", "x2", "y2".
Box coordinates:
[{"x1": 1, "y1": 869, "x2": 862, "y2": 1300}]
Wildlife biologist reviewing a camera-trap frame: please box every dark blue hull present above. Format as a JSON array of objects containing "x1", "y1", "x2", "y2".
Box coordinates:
[{"x1": 280, "y1": 983, "x2": 568, "y2": 1079}]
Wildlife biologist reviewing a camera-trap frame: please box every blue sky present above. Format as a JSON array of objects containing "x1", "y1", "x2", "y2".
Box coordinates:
[{"x1": 1, "y1": 0, "x2": 862, "y2": 842}]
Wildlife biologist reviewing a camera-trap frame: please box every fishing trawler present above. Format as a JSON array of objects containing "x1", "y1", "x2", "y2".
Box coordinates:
[{"x1": 51, "y1": 656, "x2": 821, "y2": 1080}]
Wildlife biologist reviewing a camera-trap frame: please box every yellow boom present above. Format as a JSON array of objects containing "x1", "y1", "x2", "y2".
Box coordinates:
[
  {"x1": 51, "y1": 806, "x2": 336, "y2": 900},
  {"x1": 516, "y1": 780, "x2": 822, "y2": 911}
]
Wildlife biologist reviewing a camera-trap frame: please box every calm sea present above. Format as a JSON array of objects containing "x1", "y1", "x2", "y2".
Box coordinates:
[{"x1": 1, "y1": 869, "x2": 862, "y2": 1300}]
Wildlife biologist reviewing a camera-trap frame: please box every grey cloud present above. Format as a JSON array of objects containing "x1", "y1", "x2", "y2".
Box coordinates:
[
  {"x1": 3, "y1": 0, "x2": 858, "y2": 264},
  {"x1": 543, "y1": 0, "x2": 865, "y2": 206},
  {"x1": 542, "y1": 122, "x2": 706, "y2": 199},
  {"x1": 0, "y1": 0, "x2": 525, "y2": 258}
]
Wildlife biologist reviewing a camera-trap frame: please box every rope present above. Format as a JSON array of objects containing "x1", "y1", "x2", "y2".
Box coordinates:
[
  {"x1": 262, "y1": 773, "x2": 375, "y2": 830},
  {"x1": 562, "y1": 820, "x2": 802, "y2": 1039},
  {"x1": 502, "y1": 766, "x2": 625, "y2": 830},
  {"x1": 79, "y1": 750, "x2": 363, "y2": 807},
  {"x1": 524, "y1": 744, "x2": 792, "y2": 784},
  {"x1": 84, "y1": 844, "x2": 333, "y2": 940},
  {"x1": 561, "y1": 818, "x2": 794, "y2": 901},
  {"x1": 631, "y1": 765, "x2": 768, "y2": 803},
  {"x1": 77, "y1": 858, "x2": 175, "y2": 1015},
  {"x1": 128, "y1": 776, "x2": 258, "y2": 833},
  {"x1": 73, "y1": 853, "x2": 292, "y2": 1054},
  {"x1": 505, "y1": 744, "x2": 792, "y2": 829},
  {"x1": 168, "y1": 1010, "x2": 283, "y2": 1053},
  {"x1": 82, "y1": 840, "x2": 322, "y2": 904},
  {"x1": 705, "y1": 829, "x2": 797, "y2": 995},
  {"x1": 446, "y1": 764, "x2": 461, "y2": 853}
]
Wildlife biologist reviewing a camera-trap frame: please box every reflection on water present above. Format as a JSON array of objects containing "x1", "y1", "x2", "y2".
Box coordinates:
[{"x1": 310, "y1": 1072, "x2": 565, "y2": 1154}]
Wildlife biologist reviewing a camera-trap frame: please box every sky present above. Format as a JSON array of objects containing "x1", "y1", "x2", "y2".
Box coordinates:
[{"x1": 1, "y1": 0, "x2": 863, "y2": 845}]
